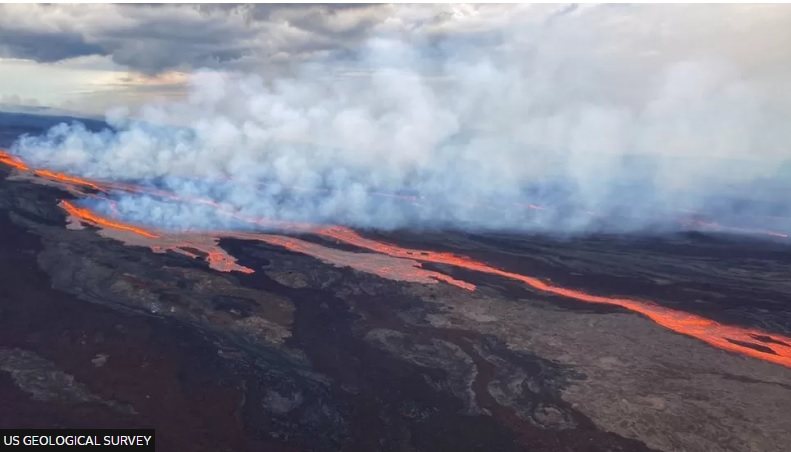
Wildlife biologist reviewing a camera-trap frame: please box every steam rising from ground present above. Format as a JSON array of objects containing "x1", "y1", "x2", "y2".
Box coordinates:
[{"x1": 10, "y1": 18, "x2": 791, "y2": 235}]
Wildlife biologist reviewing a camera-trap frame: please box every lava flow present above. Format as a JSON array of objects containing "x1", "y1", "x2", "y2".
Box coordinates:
[
  {"x1": 61, "y1": 200, "x2": 159, "y2": 239},
  {"x1": 59, "y1": 196, "x2": 472, "y2": 288},
  {"x1": 3, "y1": 149, "x2": 791, "y2": 369},
  {"x1": 34, "y1": 169, "x2": 105, "y2": 192},
  {"x1": 314, "y1": 226, "x2": 791, "y2": 368},
  {"x1": 233, "y1": 232, "x2": 476, "y2": 290},
  {"x1": 0, "y1": 150, "x2": 29, "y2": 171}
]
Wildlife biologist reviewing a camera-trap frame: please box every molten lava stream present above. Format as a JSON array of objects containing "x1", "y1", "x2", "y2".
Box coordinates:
[
  {"x1": 61, "y1": 200, "x2": 159, "y2": 239},
  {"x1": 232, "y1": 232, "x2": 476, "y2": 290},
  {"x1": 315, "y1": 226, "x2": 791, "y2": 369},
  {"x1": 0, "y1": 150, "x2": 30, "y2": 171},
  {"x1": 33, "y1": 169, "x2": 105, "y2": 192},
  {"x1": 3, "y1": 149, "x2": 791, "y2": 368}
]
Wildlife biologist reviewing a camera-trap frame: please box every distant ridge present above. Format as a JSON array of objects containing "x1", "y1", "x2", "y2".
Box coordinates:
[
  {"x1": 0, "y1": 109, "x2": 108, "y2": 132},
  {"x1": 0, "y1": 103, "x2": 102, "y2": 121},
  {"x1": 0, "y1": 110, "x2": 110, "y2": 148}
]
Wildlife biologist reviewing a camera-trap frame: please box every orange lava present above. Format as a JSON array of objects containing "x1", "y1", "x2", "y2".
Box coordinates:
[
  {"x1": 4, "y1": 148, "x2": 791, "y2": 368},
  {"x1": 313, "y1": 226, "x2": 791, "y2": 368},
  {"x1": 61, "y1": 200, "x2": 159, "y2": 239},
  {"x1": 0, "y1": 150, "x2": 30, "y2": 171},
  {"x1": 151, "y1": 241, "x2": 255, "y2": 274},
  {"x1": 34, "y1": 169, "x2": 105, "y2": 192},
  {"x1": 58, "y1": 199, "x2": 467, "y2": 288},
  {"x1": 238, "y1": 233, "x2": 476, "y2": 290},
  {"x1": 204, "y1": 249, "x2": 255, "y2": 274}
]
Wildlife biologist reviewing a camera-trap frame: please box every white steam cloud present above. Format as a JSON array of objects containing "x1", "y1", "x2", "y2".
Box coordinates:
[{"x1": 10, "y1": 12, "x2": 791, "y2": 236}]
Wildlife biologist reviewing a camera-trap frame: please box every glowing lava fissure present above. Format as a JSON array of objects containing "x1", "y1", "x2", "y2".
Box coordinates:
[
  {"x1": 3, "y1": 149, "x2": 791, "y2": 369},
  {"x1": 33, "y1": 169, "x2": 105, "y2": 192},
  {"x1": 0, "y1": 150, "x2": 30, "y2": 171},
  {"x1": 232, "y1": 232, "x2": 477, "y2": 290},
  {"x1": 61, "y1": 200, "x2": 159, "y2": 239}
]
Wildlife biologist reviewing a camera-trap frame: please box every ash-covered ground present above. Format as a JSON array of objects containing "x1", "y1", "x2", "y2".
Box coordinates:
[{"x1": 1, "y1": 115, "x2": 791, "y2": 452}]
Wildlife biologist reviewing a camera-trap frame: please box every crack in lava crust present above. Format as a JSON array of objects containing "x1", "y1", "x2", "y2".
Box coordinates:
[{"x1": 2, "y1": 149, "x2": 791, "y2": 369}]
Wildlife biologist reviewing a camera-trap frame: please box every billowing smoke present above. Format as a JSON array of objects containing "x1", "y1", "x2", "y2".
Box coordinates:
[{"x1": 9, "y1": 13, "x2": 791, "y2": 236}]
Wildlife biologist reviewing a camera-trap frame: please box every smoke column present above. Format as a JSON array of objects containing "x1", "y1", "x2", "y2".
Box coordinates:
[{"x1": 9, "y1": 15, "x2": 791, "y2": 236}]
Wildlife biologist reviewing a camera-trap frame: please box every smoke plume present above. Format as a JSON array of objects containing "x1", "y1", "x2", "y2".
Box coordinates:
[{"x1": 10, "y1": 14, "x2": 791, "y2": 237}]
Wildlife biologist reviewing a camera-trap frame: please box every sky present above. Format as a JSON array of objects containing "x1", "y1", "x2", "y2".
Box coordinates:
[{"x1": 1, "y1": 3, "x2": 790, "y2": 117}]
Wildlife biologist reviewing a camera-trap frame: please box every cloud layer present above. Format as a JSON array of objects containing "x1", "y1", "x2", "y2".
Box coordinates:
[
  {"x1": 0, "y1": 4, "x2": 532, "y2": 74},
  {"x1": 8, "y1": 4, "x2": 791, "y2": 236}
]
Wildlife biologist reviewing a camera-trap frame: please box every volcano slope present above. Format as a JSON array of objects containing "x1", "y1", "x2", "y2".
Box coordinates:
[{"x1": 2, "y1": 130, "x2": 791, "y2": 452}]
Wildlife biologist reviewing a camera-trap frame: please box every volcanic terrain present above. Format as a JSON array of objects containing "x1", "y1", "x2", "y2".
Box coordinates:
[{"x1": 1, "y1": 115, "x2": 791, "y2": 452}]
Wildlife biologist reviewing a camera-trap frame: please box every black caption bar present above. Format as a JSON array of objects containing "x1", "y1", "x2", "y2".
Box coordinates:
[{"x1": 0, "y1": 430, "x2": 154, "y2": 451}]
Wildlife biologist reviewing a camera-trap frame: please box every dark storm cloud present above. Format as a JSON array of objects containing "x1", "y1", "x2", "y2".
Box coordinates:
[
  {"x1": 97, "y1": 10, "x2": 258, "y2": 74},
  {"x1": 253, "y1": 4, "x2": 384, "y2": 38},
  {"x1": 0, "y1": 27, "x2": 105, "y2": 62},
  {"x1": 0, "y1": 4, "x2": 400, "y2": 74}
]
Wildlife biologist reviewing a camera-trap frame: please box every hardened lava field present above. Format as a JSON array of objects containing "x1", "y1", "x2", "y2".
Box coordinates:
[
  {"x1": 1, "y1": 128, "x2": 791, "y2": 452},
  {"x1": 4, "y1": 4, "x2": 791, "y2": 451}
]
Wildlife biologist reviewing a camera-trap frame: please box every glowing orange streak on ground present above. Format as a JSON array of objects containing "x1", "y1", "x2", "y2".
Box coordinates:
[
  {"x1": 61, "y1": 200, "x2": 159, "y2": 239},
  {"x1": 203, "y1": 250, "x2": 255, "y2": 274},
  {"x1": 0, "y1": 151, "x2": 30, "y2": 171},
  {"x1": 233, "y1": 232, "x2": 476, "y2": 290},
  {"x1": 4, "y1": 150, "x2": 791, "y2": 367},
  {"x1": 33, "y1": 169, "x2": 105, "y2": 192},
  {"x1": 3, "y1": 148, "x2": 790, "y2": 239},
  {"x1": 314, "y1": 226, "x2": 791, "y2": 368},
  {"x1": 58, "y1": 200, "x2": 468, "y2": 287}
]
